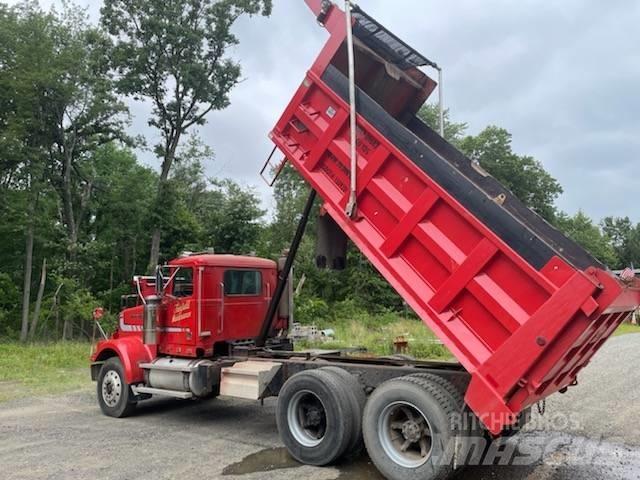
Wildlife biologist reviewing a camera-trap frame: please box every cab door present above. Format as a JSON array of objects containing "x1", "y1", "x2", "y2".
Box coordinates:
[
  {"x1": 219, "y1": 269, "x2": 269, "y2": 340},
  {"x1": 161, "y1": 266, "x2": 196, "y2": 353},
  {"x1": 197, "y1": 266, "x2": 219, "y2": 340}
]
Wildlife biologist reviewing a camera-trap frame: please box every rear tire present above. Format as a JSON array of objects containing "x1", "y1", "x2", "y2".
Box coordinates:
[
  {"x1": 319, "y1": 366, "x2": 366, "y2": 455},
  {"x1": 403, "y1": 373, "x2": 482, "y2": 468},
  {"x1": 276, "y1": 369, "x2": 353, "y2": 466},
  {"x1": 363, "y1": 375, "x2": 459, "y2": 480},
  {"x1": 97, "y1": 357, "x2": 137, "y2": 418}
]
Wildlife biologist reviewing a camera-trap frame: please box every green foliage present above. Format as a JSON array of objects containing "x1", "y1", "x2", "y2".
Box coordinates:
[
  {"x1": 458, "y1": 126, "x2": 563, "y2": 220},
  {"x1": 295, "y1": 297, "x2": 331, "y2": 324},
  {"x1": 554, "y1": 211, "x2": 619, "y2": 267},
  {"x1": 418, "y1": 105, "x2": 563, "y2": 221},
  {"x1": 266, "y1": 164, "x2": 312, "y2": 255},
  {"x1": 161, "y1": 139, "x2": 266, "y2": 258},
  {"x1": 87, "y1": 144, "x2": 157, "y2": 287},
  {"x1": 101, "y1": 0, "x2": 272, "y2": 269},
  {"x1": 0, "y1": 273, "x2": 20, "y2": 337},
  {"x1": 417, "y1": 104, "x2": 468, "y2": 145},
  {"x1": 0, "y1": 341, "x2": 91, "y2": 402},
  {"x1": 1, "y1": 1, "x2": 639, "y2": 348},
  {"x1": 101, "y1": 0, "x2": 272, "y2": 147},
  {"x1": 614, "y1": 323, "x2": 640, "y2": 337},
  {"x1": 295, "y1": 311, "x2": 452, "y2": 361},
  {"x1": 61, "y1": 288, "x2": 98, "y2": 332},
  {"x1": 602, "y1": 216, "x2": 640, "y2": 269}
]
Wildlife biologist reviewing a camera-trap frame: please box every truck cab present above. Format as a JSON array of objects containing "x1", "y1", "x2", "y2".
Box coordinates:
[{"x1": 118, "y1": 254, "x2": 279, "y2": 357}]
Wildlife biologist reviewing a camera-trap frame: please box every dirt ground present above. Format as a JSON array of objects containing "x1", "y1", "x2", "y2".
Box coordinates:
[{"x1": 1, "y1": 334, "x2": 639, "y2": 480}]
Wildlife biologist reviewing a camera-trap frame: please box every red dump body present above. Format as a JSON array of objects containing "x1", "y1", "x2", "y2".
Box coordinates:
[{"x1": 270, "y1": 0, "x2": 640, "y2": 434}]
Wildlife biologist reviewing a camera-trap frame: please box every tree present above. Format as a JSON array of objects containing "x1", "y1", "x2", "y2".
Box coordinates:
[
  {"x1": 207, "y1": 179, "x2": 266, "y2": 254},
  {"x1": 101, "y1": 0, "x2": 273, "y2": 272},
  {"x1": 417, "y1": 104, "x2": 468, "y2": 146},
  {"x1": 458, "y1": 126, "x2": 563, "y2": 221},
  {"x1": 47, "y1": 7, "x2": 130, "y2": 267},
  {"x1": 169, "y1": 145, "x2": 266, "y2": 256},
  {"x1": 87, "y1": 144, "x2": 157, "y2": 291},
  {"x1": 267, "y1": 164, "x2": 312, "y2": 255},
  {"x1": 602, "y1": 216, "x2": 640, "y2": 269},
  {"x1": 555, "y1": 211, "x2": 618, "y2": 267},
  {"x1": 418, "y1": 105, "x2": 563, "y2": 221},
  {"x1": 0, "y1": 3, "x2": 63, "y2": 341}
]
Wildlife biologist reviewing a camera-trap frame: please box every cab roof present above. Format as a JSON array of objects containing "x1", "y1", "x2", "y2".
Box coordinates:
[{"x1": 169, "y1": 254, "x2": 276, "y2": 269}]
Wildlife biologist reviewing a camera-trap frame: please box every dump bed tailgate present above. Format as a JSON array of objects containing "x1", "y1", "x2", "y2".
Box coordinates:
[{"x1": 270, "y1": 1, "x2": 640, "y2": 434}]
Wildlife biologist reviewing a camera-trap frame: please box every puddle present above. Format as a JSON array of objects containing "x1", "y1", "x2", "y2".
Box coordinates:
[
  {"x1": 222, "y1": 448, "x2": 300, "y2": 475},
  {"x1": 222, "y1": 447, "x2": 384, "y2": 479},
  {"x1": 334, "y1": 455, "x2": 384, "y2": 480},
  {"x1": 222, "y1": 433, "x2": 640, "y2": 480}
]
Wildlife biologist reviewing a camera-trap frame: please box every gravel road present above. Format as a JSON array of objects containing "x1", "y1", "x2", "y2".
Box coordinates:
[{"x1": 1, "y1": 334, "x2": 639, "y2": 480}]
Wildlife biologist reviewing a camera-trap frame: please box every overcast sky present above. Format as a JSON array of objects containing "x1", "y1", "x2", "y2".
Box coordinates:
[{"x1": 9, "y1": 0, "x2": 640, "y2": 222}]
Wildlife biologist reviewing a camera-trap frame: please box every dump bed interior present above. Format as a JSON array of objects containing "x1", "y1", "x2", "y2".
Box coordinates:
[
  {"x1": 270, "y1": 0, "x2": 640, "y2": 435},
  {"x1": 319, "y1": 5, "x2": 601, "y2": 272},
  {"x1": 321, "y1": 65, "x2": 602, "y2": 272}
]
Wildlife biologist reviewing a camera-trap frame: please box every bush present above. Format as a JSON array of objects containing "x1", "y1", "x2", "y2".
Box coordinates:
[
  {"x1": 408, "y1": 342, "x2": 450, "y2": 360},
  {"x1": 295, "y1": 297, "x2": 331, "y2": 324},
  {"x1": 0, "y1": 273, "x2": 20, "y2": 338}
]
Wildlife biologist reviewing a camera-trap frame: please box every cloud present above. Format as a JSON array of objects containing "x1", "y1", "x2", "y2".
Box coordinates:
[{"x1": 6, "y1": 0, "x2": 640, "y2": 221}]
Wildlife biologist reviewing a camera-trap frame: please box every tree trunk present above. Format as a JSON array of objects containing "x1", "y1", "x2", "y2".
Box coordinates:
[
  {"x1": 147, "y1": 136, "x2": 181, "y2": 273},
  {"x1": 62, "y1": 149, "x2": 79, "y2": 263},
  {"x1": 20, "y1": 223, "x2": 34, "y2": 342},
  {"x1": 62, "y1": 316, "x2": 72, "y2": 341},
  {"x1": 29, "y1": 258, "x2": 47, "y2": 340},
  {"x1": 132, "y1": 241, "x2": 137, "y2": 278},
  {"x1": 148, "y1": 227, "x2": 161, "y2": 273},
  {"x1": 54, "y1": 290, "x2": 61, "y2": 340}
]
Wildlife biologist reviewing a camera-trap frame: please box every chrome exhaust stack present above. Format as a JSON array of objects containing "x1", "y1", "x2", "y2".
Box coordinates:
[{"x1": 143, "y1": 295, "x2": 160, "y2": 345}]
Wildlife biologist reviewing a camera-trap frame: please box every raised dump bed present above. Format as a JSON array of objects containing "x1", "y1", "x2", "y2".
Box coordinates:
[{"x1": 270, "y1": 0, "x2": 640, "y2": 434}]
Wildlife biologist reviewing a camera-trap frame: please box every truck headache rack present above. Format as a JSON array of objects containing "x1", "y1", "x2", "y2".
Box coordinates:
[
  {"x1": 270, "y1": 0, "x2": 640, "y2": 434},
  {"x1": 349, "y1": 6, "x2": 437, "y2": 70}
]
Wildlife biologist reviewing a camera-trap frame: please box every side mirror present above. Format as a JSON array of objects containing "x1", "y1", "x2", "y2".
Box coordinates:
[{"x1": 155, "y1": 265, "x2": 163, "y2": 296}]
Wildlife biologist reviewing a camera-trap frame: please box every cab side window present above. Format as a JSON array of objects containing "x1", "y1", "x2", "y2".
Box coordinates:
[
  {"x1": 172, "y1": 268, "x2": 194, "y2": 297},
  {"x1": 224, "y1": 270, "x2": 262, "y2": 296}
]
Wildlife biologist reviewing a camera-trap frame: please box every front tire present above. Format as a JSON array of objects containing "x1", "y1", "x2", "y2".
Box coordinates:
[{"x1": 97, "y1": 357, "x2": 137, "y2": 418}]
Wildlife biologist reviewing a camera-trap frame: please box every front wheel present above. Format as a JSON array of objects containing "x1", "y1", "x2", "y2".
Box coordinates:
[{"x1": 97, "y1": 357, "x2": 137, "y2": 418}]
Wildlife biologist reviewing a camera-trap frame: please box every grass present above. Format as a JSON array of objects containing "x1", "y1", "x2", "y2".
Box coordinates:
[
  {"x1": 295, "y1": 312, "x2": 454, "y2": 361},
  {"x1": 295, "y1": 314, "x2": 640, "y2": 360},
  {"x1": 614, "y1": 322, "x2": 640, "y2": 336},
  {"x1": 0, "y1": 318, "x2": 635, "y2": 404},
  {"x1": 0, "y1": 342, "x2": 92, "y2": 403}
]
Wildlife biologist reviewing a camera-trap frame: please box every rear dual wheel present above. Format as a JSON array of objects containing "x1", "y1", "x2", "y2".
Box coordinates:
[
  {"x1": 276, "y1": 367, "x2": 365, "y2": 466},
  {"x1": 363, "y1": 375, "x2": 464, "y2": 480}
]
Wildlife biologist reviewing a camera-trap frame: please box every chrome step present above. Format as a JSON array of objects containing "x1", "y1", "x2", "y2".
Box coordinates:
[{"x1": 132, "y1": 386, "x2": 193, "y2": 399}]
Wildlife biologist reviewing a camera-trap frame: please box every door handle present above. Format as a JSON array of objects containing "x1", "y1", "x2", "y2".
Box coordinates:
[{"x1": 219, "y1": 282, "x2": 225, "y2": 333}]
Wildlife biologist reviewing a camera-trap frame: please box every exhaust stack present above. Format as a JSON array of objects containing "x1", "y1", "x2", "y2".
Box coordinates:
[{"x1": 143, "y1": 295, "x2": 160, "y2": 345}]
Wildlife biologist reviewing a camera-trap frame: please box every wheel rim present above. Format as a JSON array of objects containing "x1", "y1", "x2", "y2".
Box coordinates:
[
  {"x1": 101, "y1": 370, "x2": 123, "y2": 408},
  {"x1": 378, "y1": 401, "x2": 433, "y2": 468},
  {"x1": 287, "y1": 389, "x2": 327, "y2": 447}
]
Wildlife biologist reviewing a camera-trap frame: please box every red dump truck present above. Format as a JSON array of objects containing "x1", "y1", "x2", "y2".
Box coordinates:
[{"x1": 90, "y1": 2, "x2": 640, "y2": 479}]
